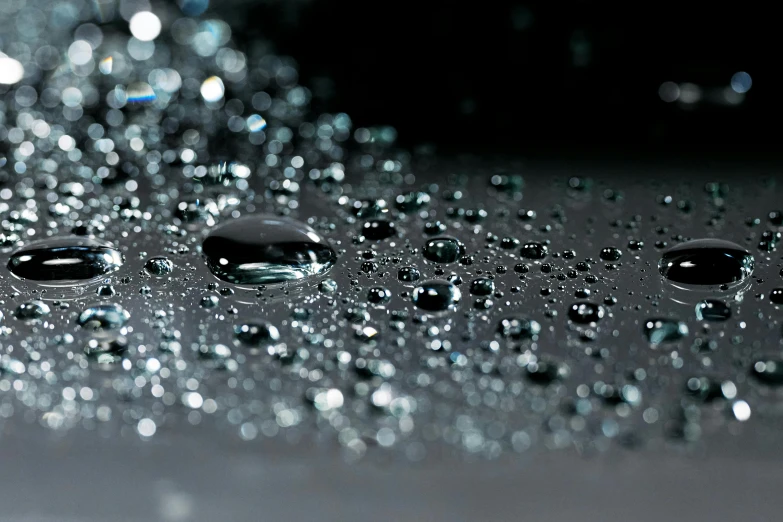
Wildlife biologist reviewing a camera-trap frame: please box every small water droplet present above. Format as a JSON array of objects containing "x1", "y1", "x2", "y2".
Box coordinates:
[
  {"x1": 497, "y1": 317, "x2": 541, "y2": 339},
  {"x1": 8, "y1": 237, "x2": 123, "y2": 285},
  {"x1": 520, "y1": 241, "x2": 548, "y2": 260},
  {"x1": 643, "y1": 318, "x2": 689, "y2": 345},
  {"x1": 361, "y1": 219, "x2": 397, "y2": 240},
  {"x1": 770, "y1": 288, "x2": 783, "y2": 305},
  {"x1": 751, "y1": 358, "x2": 783, "y2": 386},
  {"x1": 202, "y1": 215, "x2": 337, "y2": 285},
  {"x1": 567, "y1": 302, "x2": 605, "y2": 324},
  {"x1": 600, "y1": 247, "x2": 622, "y2": 261},
  {"x1": 234, "y1": 322, "x2": 280, "y2": 347},
  {"x1": 659, "y1": 239, "x2": 754, "y2": 286},
  {"x1": 695, "y1": 300, "x2": 731, "y2": 321},
  {"x1": 423, "y1": 237, "x2": 465, "y2": 264},
  {"x1": 367, "y1": 287, "x2": 392, "y2": 304},
  {"x1": 144, "y1": 256, "x2": 174, "y2": 277},
  {"x1": 398, "y1": 266, "x2": 421, "y2": 282},
  {"x1": 76, "y1": 303, "x2": 130, "y2": 331},
  {"x1": 470, "y1": 278, "x2": 495, "y2": 296},
  {"x1": 412, "y1": 280, "x2": 461, "y2": 311}
]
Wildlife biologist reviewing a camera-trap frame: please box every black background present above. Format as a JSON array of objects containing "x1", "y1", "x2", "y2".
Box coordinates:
[{"x1": 218, "y1": 2, "x2": 776, "y2": 156}]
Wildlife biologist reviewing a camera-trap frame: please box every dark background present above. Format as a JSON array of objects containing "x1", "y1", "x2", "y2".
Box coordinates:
[{"x1": 210, "y1": 1, "x2": 778, "y2": 158}]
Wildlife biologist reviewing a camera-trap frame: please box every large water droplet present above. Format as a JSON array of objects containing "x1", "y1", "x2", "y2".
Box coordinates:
[
  {"x1": 234, "y1": 322, "x2": 280, "y2": 347},
  {"x1": 202, "y1": 215, "x2": 337, "y2": 285},
  {"x1": 412, "y1": 280, "x2": 461, "y2": 311},
  {"x1": 77, "y1": 303, "x2": 130, "y2": 331},
  {"x1": 751, "y1": 358, "x2": 783, "y2": 386},
  {"x1": 144, "y1": 256, "x2": 174, "y2": 277},
  {"x1": 423, "y1": 237, "x2": 465, "y2": 264},
  {"x1": 520, "y1": 241, "x2": 548, "y2": 260},
  {"x1": 643, "y1": 318, "x2": 688, "y2": 345},
  {"x1": 658, "y1": 239, "x2": 754, "y2": 286},
  {"x1": 15, "y1": 300, "x2": 51, "y2": 321},
  {"x1": 8, "y1": 237, "x2": 123, "y2": 285}
]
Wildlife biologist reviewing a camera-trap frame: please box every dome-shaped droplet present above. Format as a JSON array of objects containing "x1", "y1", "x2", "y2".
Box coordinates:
[
  {"x1": 398, "y1": 266, "x2": 421, "y2": 282},
  {"x1": 234, "y1": 322, "x2": 280, "y2": 347},
  {"x1": 15, "y1": 300, "x2": 51, "y2": 321},
  {"x1": 77, "y1": 303, "x2": 130, "y2": 331},
  {"x1": 497, "y1": 317, "x2": 541, "y2": 339},
  {"x1": 658, "y1": 239, "x2": 754, "y2": 286},
  {"x1": 751, "y1": 358, "x2": 783, "y2": 386},
  {"x1": 470, "y1": 278, "x2": 495, "y2": 296},
  {"x1": 643, "y1": 318, "x2": 688, "y2": 345},
  {"x1": 520, "y1": 241, "x2": 548, "y2": 260},
  {"x1": 600, "y1": 247, "x2": 622, "y2": 261},
  {"x1": 567, "y1": 302, "x2": 605, "y2": 324},
  {"x1": 361, "y1": 219, "x2": 396, "y2": 240},
  {"x1": 770, "y1": 288, "x2": 783, "y2": 305},
  {"x1": 144, "y1": 256, "x2": 174, "y2": 277},
  {"x1": 412, "y1": 280, "x2": 461, "y2": 311},
  {"x1": 8, "y1": 237, "x2": 123, "y2": 284},
  {"x1": 367, "y1": 286, "x2": 392, "y2": 304},
  {"x1": 695, "y1": 300, "x2": 731, "y2": 321},
  {"x1": 423, "y1": 237, "x2": 465, "y2": 264},
  {"x1": 202, "y1": 215, "x2": 337, "y2": 285}
]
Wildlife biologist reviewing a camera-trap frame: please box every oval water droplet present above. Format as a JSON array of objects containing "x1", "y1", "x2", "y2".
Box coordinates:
[
  {"x1": 8, "y1": 237, "x2": 123, "y2": 285},
  {"x1": 15, "y1": 300, "x2": 51, "y2": 321},
  {"x1": 600, "y1": 247, "x2": 622, "y2": 261},
  {"x1": 567, "y1": 302, "x2": 605, "y2": 324},
  {"x1": 470, "y1": 278, "x2": 495, "y2": 296},
  {"x1": 497, "y1": 317, "x2": 541, "y2": 339},
  {"x1": 234, "y1": 322, "x2": 280, "y2": 347},
  {"x1": 202, "y1": 215, "x2": 337, "y2": 285},
  {"x1": 751, "y1": 358, "x2": 783, "y2": 386},
  {"x1": 658, "y1": 239, "x2": 754, "y2": 286},
  {"x1": 77, "y1": 303, "x2": 130, "y2": 331},
  {"x1": 412, "y1": 280, "x2": 461, "y2": 311},
  {"x1": 520, "y1": 241, "x2": 548, "y2": 260},
  {"x1": 398, "y1": 266, "x2": 421, "y2": 283},
  {"x1": 695, "y1": 300, "x2": 731, "y2": 321},
  {"x1": 361, "y1": 219, "x2": 397, "y2": 240},
  {"x1": 144, "y1": 256, "x2": 174, "y2": 277},
  {"x1": 423, "y1": 237, "x2": 465, "y2": 264},
  {"x1": 643, "y1": 318, "x2": 689, "y2": 345}
]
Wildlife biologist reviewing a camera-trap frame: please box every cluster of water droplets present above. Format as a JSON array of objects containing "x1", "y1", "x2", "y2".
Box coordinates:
[{"x1": 0, "y1": 0, "x2": 780, "y2": 461}]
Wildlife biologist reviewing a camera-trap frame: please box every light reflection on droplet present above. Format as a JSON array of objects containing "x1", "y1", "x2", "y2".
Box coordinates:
[
  {"x1": 246, "y1": 114, "x2": 267, "y2": 132},
  {"x1": 200, "y1": 76, "x2": 225, "y2": 102},
  {"x1": 0, "y1": 55, "x2": 24, "y2": 84},
  {"x1": 129, "y1": 11, "x2": 162, "y2": 42},
  {"x1": 127, "y1": 82, "x2": 156, "y2": 103},
  {"x1": 99, "y1": 56, "x2": 113, "y2": 74}
]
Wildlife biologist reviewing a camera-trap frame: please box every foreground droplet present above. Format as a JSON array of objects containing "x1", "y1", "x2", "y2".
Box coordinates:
[
  {"x1": 77, "y1": 303, "x2": 130, "y2": 331},
  {"x1": 8, "y1": 237, "x2": 123, "y2": 284},
  {"x1": 234, "y1": 322, "x2": 280, "y2": 347},
  {"x1": 658, "y1": 239, "x2": 754, "y2": 286},
  {"x1": 695, "y1": 300, "x2": 731, "y2": 321},
  {"x1": 643, "y1": 318, "x2": 688, "y2": 345},
  {"x1": 423, "y1": 237, "x2": 465, "y2": 264},
  {"x1": 568, "y1": 302, "x2": 605, "y2": 324},
  {"x1": 751, "y1": 358, "x2": 783, "y2": 386},
  {"x1": 15, "y1": 300, "x2": 51, "y2": 321},
  {"x1": 497, "y1": 317, "x2": 541, "y2": 339},
  {"x1": 144, "y1": 256, "x2": 174, "y2": 277},
  {"x1": 412, "y1": 280, "x2": 461, "y2": 311},
  {"x1": 202, "y1": 215, "x2": 337, "y2": 285}
]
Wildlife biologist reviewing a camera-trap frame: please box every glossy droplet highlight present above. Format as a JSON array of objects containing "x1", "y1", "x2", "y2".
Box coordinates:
[
  {"x1": 8, "y1": 237, "x2": 123, "y2": 284},
  {"x1": 695, "y1": 300, "x2": 731, "y2": 321},
  {"x1": 77, "y1": 303, "x2": 130, "y2": 331},
  {"x1": 202, "y1": 215, "x2": 337, "y2": 285},
  {"x1": 423, "y1": 237, "x2": 465, "y2": 264},
  {"x1": 643, "y1": 318, "x2": 689, "y2": 345},
  {"x1": 412, "y1": 280, "x2": 461, "y2": 311},
  {"x1": 659, "y1": 239, "x2": 754, "y2": 286},
  {"x1": 568, "y1": 302, "x2": 605, "y2": 324}
]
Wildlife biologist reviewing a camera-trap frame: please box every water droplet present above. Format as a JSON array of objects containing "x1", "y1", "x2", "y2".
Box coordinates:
[
  {"x1": 174, "y1": 197, "x2": 219, "y2": 227},
  {"x1": 202, "y1": 215, "x2": 337, "y2": 285},
  {"x1": 412, "y1": 280, "x2": 461, "y2": 311},
  {"x1": 497, "y1": 317, "x2": 541, "y2": 339},
  {"x1": 751, "y1": 358, "x2": 783, "y2": 386},
  {"x1": 367, "y1": 287, "x2": 392, "y2": 304},
  {"x1": 361, "y1": 219, "x2": 396, "y2": 240},
  {"x1": 643, "y1": 318, "x2": 689, "y2": 345},
  {"x1": 520, "y1": 241, "x2": 548, "y2": 260},
  {"x1": 600, "y1": 247, "x2": 622, "y2": 261},
  {"x1": 144, "y1": 256, "x2": 174, "y2": 277},
  {"x1": 470, "y1": 278, "x2": 495, "y2": 296},
  {"x1": 15, "y1": 300, "x2": 51, "y2": 321},
  {"x1": 659, "y1": 239, "x2": 754, "y2": 286},
  {"x1": 524, "y1": 358, "x2": 569, "y2": 384},
  {"x1": 318, "y1": 279, "x2": 338, "y2": 294},
  {"x1": 77, "y1": 303, "x2": 130, "y2": 331},
  {"x1": 695, "y1": 300, "x2": 731, "y2": 321},
  {"x1": 423, "y1": 237, "x2": 465, "y2": 264},
  {"x1": 200, "y1": 295, "x2": 219, "y2": 308},
  {"x1": 395, "y1": 191, "x2": 430, "y2": 212},
  {"x1": 567, "y1": 302, "x2": 605, "y2": 324},
  {"x1": 398, "y1": 266, "x2": 421, "y2": 282},
  {"x1": 770, "y1": 288, "x2": 783, "y2": 305},
  {"x1": 8, "y1": 237, "x2": 123, "y2": 285},
  {"x1": 234, "y1": 322, "x2": 280, "y2": 347}
]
